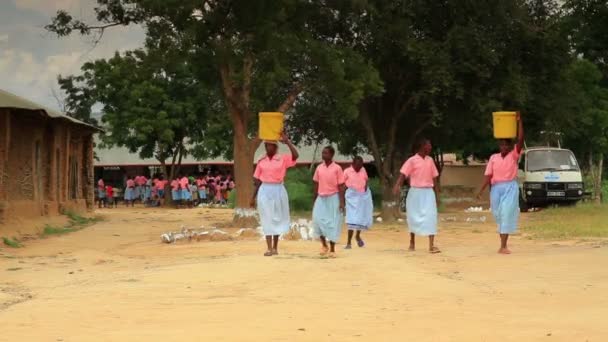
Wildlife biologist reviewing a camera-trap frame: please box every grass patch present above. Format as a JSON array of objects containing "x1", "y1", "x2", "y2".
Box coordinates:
[
  {"x1": 2, "y1": 237, "x2": 22, "y2": 248},
  {"x1": 523, "y1": 203, "x2": 608, "y2": 239},
  {"x1": 42, "y1": 225, "x2": 78, "y2": 236}
]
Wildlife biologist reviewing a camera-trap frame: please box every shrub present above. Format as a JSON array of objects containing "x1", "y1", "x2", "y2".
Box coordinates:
[{"x1": 2, "y1": 237, "x2": 22, "y2": 248}]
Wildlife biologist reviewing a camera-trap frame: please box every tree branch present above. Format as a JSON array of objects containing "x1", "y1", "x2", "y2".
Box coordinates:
[
  {"x1": 277, "y1": 84, "x2": 303, "y2": 113},
  {"x1": 360, "y1": 105, "x2": 385, "y2": 180}
]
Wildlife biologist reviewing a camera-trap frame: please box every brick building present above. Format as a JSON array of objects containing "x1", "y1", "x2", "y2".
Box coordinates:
[{"x1": 0, "y1": 89, "x2": 98, "y2": 224}]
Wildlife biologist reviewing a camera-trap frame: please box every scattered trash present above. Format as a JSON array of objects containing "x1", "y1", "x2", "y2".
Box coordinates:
[
  {"x1": 397, "y1": 218, "x2": 404, "y2": 223},
  {"x1": 441, "y1": 216, "x2": 457, "y2": 222},
  {"x1": 376, "y1": 217, "x2": 383, "y2": 223},
  {"x1": 465, "y1": 206, "x2": 484, "y2": 213},
  {"x1": 465, "y1": 216, "x2": 487, "y2": 223}
]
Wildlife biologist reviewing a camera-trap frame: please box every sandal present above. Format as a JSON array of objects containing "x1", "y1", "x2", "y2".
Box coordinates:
[
  {"x1": 272, "y1": 249, "x2": 279, "y2": 255},
  {"x1": 344, "y1": 244, "x2": 352, "y2": 250},
  {"x1": 357, "y1": 239, "x2": 365, "y2": 248},
  {"x1": 429, "y1": 247, "x2": 441, "y2": 254},
  {"x1": 264, "y1": 250, "x2": 273, "y2": 257}
]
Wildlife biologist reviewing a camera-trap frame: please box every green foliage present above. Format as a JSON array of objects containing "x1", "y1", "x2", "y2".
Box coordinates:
[
  {"x1": 368, "y1": 178, "x2": 383, "y2": 210},
  {"x1": 284, "y1": 168, "x2": 315, "y2": 212},
  {"x1": 64, "y1": 211, "x2": 101, "y2": 227},
  {"x1": 2, "y1": 237, "x2": 22, "y2": 248},
  {"x1": 43, "y1": 225, "x2": 77, "y2": 236},
  {"x1": 523, "y1": 203, "x2": 608, "y2": 239}
]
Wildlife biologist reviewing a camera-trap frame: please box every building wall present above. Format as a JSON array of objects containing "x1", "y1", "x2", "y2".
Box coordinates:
[{"x1": 0, "y1": 109, "x2": 94, "y2": 224}]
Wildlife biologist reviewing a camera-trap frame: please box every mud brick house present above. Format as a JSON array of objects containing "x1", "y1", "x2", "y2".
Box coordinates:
[{"x1": 0, "y1": 89, "x2": 99, "y2": 224}]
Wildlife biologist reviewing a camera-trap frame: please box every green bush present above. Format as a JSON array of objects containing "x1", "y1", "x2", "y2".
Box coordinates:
[
  {"x1": 368, "y1": 178, "x2": 383, "y2": 209},
  {"x1": 228, "y1": 189, "x2": 236, "y2": 208},
  {"x1": 2, "y1": 237, "x2": 22, "y2": 248}
]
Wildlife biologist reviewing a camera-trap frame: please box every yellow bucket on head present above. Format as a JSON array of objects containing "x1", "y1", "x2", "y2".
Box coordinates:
[
  {"x1": 492, "y1": 111, "x2": 517, "y2": 139},
  {"x1": 259, "y1": 112, "x2": 284, "y2": 141}
]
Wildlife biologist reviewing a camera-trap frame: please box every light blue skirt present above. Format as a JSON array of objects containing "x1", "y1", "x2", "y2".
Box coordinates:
[
  {"x1": 198, "y1": 190, "x2": 207, "y2": 200},
  {"x1": 257, "y1": 183, "x2": 290, "y2": 236},
  {"x1": 406, "y1": 187, "x2": 437, "y2": 236},
  {"x1": 313, "y1": 193, "x2": 343, "y2": 242},
  {"x1": 181, "y1": 189, "x2": 192, "y2": 201},
  {"x1": 345, "y1": 188, "x2": 373, "y2": 230},
  {"x1": 144, "y1": 187, "x2": 152, "y2": 200},
  {"x1": 171, "y1": 190, "x2": 181, "y2": 201},
  {"x1": 124, "y1": 188, "x2": 135, "y2": 201},
  {"x1": 490, "y1": 180, "x2": 520, "y2": 234},
  {"x1": 134, "y1": 186, "x2": 142, "y2": 199},
  {"x1": 98, "y1": 190, "x2": 106, "y2": 199}
]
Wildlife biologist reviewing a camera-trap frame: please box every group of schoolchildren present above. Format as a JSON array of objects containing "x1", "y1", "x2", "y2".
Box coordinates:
[
  {"x1": 97, "y1": 172, "x2": 235, "y2": 209},
  {"x1": 254, "y1": 114, "x2": 524, "y2": 258}
]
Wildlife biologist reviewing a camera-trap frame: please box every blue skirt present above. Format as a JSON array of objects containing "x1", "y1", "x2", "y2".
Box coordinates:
[
  {"x1": 158, "y1": 189, "x2": 165, "y2": 198},
  {"x1": 98, "y1": 190, "x2": 106, "y2": 199},
  {"x1": 345, "y1": 188, "x2": 373, "y2": 230},
  {"x1": 198, "y1": 190, "x2": 207, "y2": 200},
  {"x1": 124, "y1": 188, "x2": 135, "y2": 201},
  {"x1": 490, "y1": 180, "x2": 520, "y2": 234},
  {"x1": 134, "y1": 186, "x2": 142, "y2": 199},
  {"x1": 180, "y1": 189, "x2": 191, "y2": 201},
  {"x1": 257, "y1": 183, "x2": 290, "y2": 236},
  {"x1": 313, "y1": 193, "x2": 343, "y2": 242},
  {"x1": 406, "y1": 187, "x2": 437, "y2": 236},
  {"x1": 144, "y1": 187, "x2": 152, "y2": 200},
  {"x1": 171, "y1": 190, "x2": 181, "y2": 201}
]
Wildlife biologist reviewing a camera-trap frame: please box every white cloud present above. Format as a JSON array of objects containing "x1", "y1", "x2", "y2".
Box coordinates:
[{"x1": 0, "y1": 34, "x2": 7, "y2": 44}]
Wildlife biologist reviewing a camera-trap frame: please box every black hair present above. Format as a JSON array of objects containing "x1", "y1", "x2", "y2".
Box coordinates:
[
  {"x1": 353, "y1": 156, "x2": 363, "y2": 163},
  {"x1": 412, "y1": 138, "x2": 430, "y2": 153},
  {"x1": 324, "y1": 146, "x2": 336, "y2": 156}
]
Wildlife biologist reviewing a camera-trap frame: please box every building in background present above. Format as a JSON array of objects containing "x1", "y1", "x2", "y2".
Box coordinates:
[{"x1": 0, "y1": 89, "x2": 98, "y2": 224}]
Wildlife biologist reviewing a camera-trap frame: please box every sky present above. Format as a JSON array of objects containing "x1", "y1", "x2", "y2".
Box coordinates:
[{"x1": 0, "y1": 0, "x2": 144, "y2": 111}]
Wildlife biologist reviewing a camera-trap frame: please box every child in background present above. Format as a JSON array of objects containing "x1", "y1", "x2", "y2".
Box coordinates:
[
  {"x1": 124, "y1": 177, "x2": 136, "y2": 207},
  {"x1": 196, "y1": 175, "x2": 207, "y2": 203},
  {"x1": 143, "y1": 178, "x2": 153, "y2": 206},
  {"x1": 344, "y1": 156, "x2": 373, "y2": 249},
  {"x1": 171, "y1": 177, "x2": 181, "y2": 208},
  {"x1": 179, "y1": 174, "x2": 191, "y2": 208},
  {"x1": 312, "y1": 146, "x2": 346, "y2": 258},
  {"x1": 154, "y1": 176, "x2": 166, "y2": 206},
  {"x1": 190, "y1": 182, "x2": 199, "y2": 206},
  {"x1": 207, "y1": 180, "x2": 216, "y2": 204},
  {"x1": 97, "y1": 178, "x2": 106, "y2": 208},
  {"x1": 393, "y1": 138, "x2": 441, "y2": 254},
  {"x1": 106, "y1": 184, "x2": 116, "y2": 208}
]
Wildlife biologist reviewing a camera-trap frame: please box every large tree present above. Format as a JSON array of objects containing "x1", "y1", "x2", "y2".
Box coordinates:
[
  {"x1": 289, "y1": 0, "x2": 570, "y2": 218},
  {"x1": 47, "y1": 0, "x2": 380, "y2": 224}
]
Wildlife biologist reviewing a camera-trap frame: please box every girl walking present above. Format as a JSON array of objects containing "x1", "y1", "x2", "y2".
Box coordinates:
[
  {"x1": 124, "y1": 176, "x2": 136, "y2": 207},
  {"x1": 251, "y1": 133, "x2": 299, "y2": 256},
  {"x1": 312, "y1": 146, "x2": 346, "y2": 258},
  {"x1": 477, "y1": 112, "x2": 524, "y2": 254},
  {"x1": 393, "y1": 139, "x2": 441, "y2": 253},
  {"x1": 344, "y1": 156, "x2": 373, "y2": 249}
]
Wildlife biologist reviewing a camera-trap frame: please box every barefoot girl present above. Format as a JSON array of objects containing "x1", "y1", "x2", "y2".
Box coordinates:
[
  {"x1": 477, "y1": 112, "x2": 524, "y2": 254},
  {"x1": 393, "y1": 138, "x2": 441, "y2": 253},
  {"x1": 251, "y1": 133, "x2": 299, "y2": 256},
  {"x1": 312, "y1": 146, "x2": 346, "y2": 258},
  {"x1": 344, "y1": 156, "x2": 373, "y2": 249}
]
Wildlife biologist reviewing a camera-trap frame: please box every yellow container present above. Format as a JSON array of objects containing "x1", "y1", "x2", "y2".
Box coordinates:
[
  {"x1": 492, "y1": 111, "x2": 517, "y2": 139},
  {"x1": 258, "y1": 112, "x2": 284, "y2": 141}
]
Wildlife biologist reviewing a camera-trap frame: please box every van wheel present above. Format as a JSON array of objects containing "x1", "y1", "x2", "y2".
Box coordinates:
[{"x1": 519, "y1": 194, "x2": 529, "y2": 213}]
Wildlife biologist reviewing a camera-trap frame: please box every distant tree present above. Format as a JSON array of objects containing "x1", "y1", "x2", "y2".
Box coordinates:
[
  {"x1": 47, "y1": 1, "x2": 381, "y2": 225},
  {"x1": 289, "y1": 0, "x2": 570, "y2": 219},
  {"x1": 59, "y1": 43, "x2": 211, "y2": 184}
]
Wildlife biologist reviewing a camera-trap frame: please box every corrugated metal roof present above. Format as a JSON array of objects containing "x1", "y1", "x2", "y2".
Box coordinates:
[
  {"x1": 95, "y1": 141, "x2": 374, "y2": 166},
  {"x1": 0, "y1": 88, "x2": 99, "y2": 130}
]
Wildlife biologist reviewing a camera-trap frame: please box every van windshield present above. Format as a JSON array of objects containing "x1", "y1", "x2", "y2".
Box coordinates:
[{"x1": 526, "y1": 150, "x2": 580, "y2": 172}]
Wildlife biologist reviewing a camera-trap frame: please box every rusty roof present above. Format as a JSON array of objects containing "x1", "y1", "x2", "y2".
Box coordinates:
[{"x1": 0, "y1": 88, "x2": 100, "y2": 130}]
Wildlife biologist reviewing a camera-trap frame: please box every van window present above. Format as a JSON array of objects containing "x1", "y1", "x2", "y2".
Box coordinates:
[{"x1": 526, "y1": 150, "x2": 580, "y2": 172}]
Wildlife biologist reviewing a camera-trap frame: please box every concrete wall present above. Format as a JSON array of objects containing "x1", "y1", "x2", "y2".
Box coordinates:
[{"x1": 0, "y1": 109, "x2": 94, "y2": 224}]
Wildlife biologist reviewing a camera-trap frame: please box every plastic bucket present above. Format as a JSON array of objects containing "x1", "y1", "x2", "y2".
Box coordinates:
[
  {"x1": 259, "y1": 112, "x2": 284, "y2": 141},
  {"x1": 492, "y1": 111, "x2": 517, "y2": 139}
]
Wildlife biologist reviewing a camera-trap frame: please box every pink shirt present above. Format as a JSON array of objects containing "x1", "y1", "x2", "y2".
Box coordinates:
[
  {"x1": 126, "y1": 179, "x2": 135, "y2": 188},
  {"x1": 485, "y1": 148, "x2": 520, "y2": 184},
  {"x1": 343, "y1": 166, "x2": 368, "y2": 192},
  {"x1": 254, "y1": 154, "x2": 297, "y2": 183},
  {"x1": 136, "y1": 176, "x2": 147, "y2": 186},
  {"x1": 313, "y1": 162, "x2": 345, "y2": 196},
  {"x1": 154, "y1": 179, "x2": 166, "y2": 190},
  {"x1": 170, "y1": 180, "x2": 179, "y2": 191},
  {"x1": 97, "y1": 179, "x2": 105, "y2": 190},
  {"x1": 179, "y1": 177, "x2": 189, "y2": 189},
  {"x1": 196, "y1": 179, "x2": 206, "y2": 188},
  {"x1": 400, "y1": 154, "x2": 439, "y2": 188}
]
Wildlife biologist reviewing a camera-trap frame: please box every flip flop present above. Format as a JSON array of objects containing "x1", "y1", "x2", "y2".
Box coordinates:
[
  {"x1": 272, "y1": 249, "x2": 279, "y2": 255},
  {"x1": 344, "y1": 244, "x2": 352, "y2": 250},
  {"x1": 264, "y1": 251, "x2": 273, "y2": 257},
  {"x1": 429, "y1": 247, "x2": 441, "y2": 254},
  {"x1": 357, "y1": 239, "x2": 365, "y2": 248}
]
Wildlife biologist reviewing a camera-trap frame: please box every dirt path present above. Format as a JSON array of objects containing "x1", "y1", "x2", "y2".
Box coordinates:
[{"x1": 1, "y1": 208, "x2": 607, "y2": 341}]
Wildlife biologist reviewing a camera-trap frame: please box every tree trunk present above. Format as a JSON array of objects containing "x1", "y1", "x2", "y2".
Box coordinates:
[
  {"x1": 231, "y1": 109, "x2": 258, "y2": 227},
  {"x1": 589, "y1": 153, "x2": 603, "y2": 204}
]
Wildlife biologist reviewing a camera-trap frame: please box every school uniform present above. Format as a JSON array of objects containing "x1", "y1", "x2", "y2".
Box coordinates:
[
  {"x1": 124, "y1": 179, "x2": 136, "y2": 201},
  {"x1": 196, "y1": 179, "x2": 207, "y2": 200},
  {"x1": 171, "y1": 180, "x2": 181, "y2": 201},
  {"x1": 179, "y1": 177, "x2": 191, "y2": 201},
  {"x1": 344, "y1": 166, "x2": 373, "y2": 231},
  {"x1": 400, "y1": 154, "x2": 439, "y2": 236},
  {"x1": 312, "y1": 162, "x2": 345, "y2": 243},
  {"x1": 485, "y1": 148, "x2": 521, "y2": 234},
  {"x1": 97, "y1": 179, "x2": 106, "y2": 200},
  {"x1": 254, "y1": 154, "x2": 297, "y2": 236},
  {"x1": 155, "y1": 179, "x2": 166, "y2": 198}
]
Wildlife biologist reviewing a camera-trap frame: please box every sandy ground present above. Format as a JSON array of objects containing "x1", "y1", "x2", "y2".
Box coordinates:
[{"x1": 1, "y1": 207, "x2": 607, "y2": 342}]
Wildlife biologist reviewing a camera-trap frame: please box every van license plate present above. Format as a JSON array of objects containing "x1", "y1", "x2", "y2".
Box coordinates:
[{"x1": 547, "y1": 191, "x2": 565, "y2": 197}]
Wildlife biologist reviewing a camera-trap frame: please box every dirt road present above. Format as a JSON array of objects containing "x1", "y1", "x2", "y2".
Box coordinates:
[{"x1": 1, "y1": 208, "x2": 607, "y2": 341}]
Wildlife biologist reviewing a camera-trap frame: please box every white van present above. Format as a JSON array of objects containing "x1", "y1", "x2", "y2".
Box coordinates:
[{"x1": 517, "y1": 147, "x2": 584, "y2": 210}]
